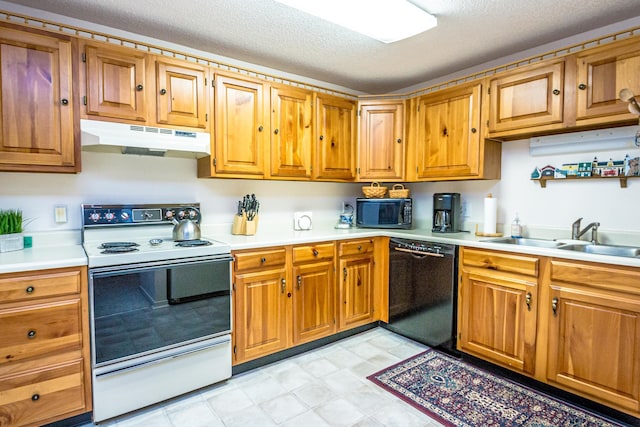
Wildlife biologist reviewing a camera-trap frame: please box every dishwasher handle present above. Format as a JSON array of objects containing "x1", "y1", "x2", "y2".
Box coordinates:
[{"x1": 393, "y1": 246, "x2": 445, "y2": 258}]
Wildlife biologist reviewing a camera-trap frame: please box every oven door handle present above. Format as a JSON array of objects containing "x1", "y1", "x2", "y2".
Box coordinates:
[
  {"x1": 95, "y1": 338, "x2": 230, "y2": 379},
  {"x1": 393, "y1": 247, "x2": 445, "y2": 258}
]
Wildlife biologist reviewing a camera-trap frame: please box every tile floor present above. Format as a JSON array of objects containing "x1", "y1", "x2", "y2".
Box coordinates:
[{"x1": 85, "y1": 327, "x2": 444, "y2": 427}]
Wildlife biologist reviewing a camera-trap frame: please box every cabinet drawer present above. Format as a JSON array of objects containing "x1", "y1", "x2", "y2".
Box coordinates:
[
  {"x1": 0, "y1": 268, "x2": 81, "y2": 303},
  {"x1": 0, "y1": 299, "x2": 82, "y2": 365},
  {"x1": 0, "y1": 359, "x2": 85, "y2": 426},
  {"x1": 550, "y1": 259, "x2": 640, "y2": 296},
  {"x1": 234, "y1": 248, "x2": 286, "y2": 271},
  {"x1": 339, "y1": 239, "x2": 374, "y2": 257},
  {"x1": 292, "y1": 242, "x2": 335, "y2": 264},
  {"x1": 461, "y1": 248, "x2": 539, "y2": 277}
]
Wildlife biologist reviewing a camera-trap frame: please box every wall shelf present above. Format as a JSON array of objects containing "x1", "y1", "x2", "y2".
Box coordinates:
[{"x1": 532, "y1": 175, "x2": 638, "y2": 188}]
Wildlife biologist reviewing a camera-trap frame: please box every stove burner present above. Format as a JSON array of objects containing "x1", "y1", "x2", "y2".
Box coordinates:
[
  {"x1": 100, "y1": 246, "x2": 140, "y2": 254},
  {"x1": 99, "y1": 242, "x2": 140, "y2": 249},
  {"x1": 175, "y1": 239, "x2": 212, "y2": 247}
]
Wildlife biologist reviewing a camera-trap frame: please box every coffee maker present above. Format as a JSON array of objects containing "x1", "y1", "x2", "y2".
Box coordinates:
[{"x1": 433, "y1": 193, "x2": 462, "y2": 233}]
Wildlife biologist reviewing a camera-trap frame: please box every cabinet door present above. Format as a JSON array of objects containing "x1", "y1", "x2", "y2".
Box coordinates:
[
  {"x1": 358, "y1": 101, "x2": 404, "y2": 181},
  {"x1": 415, "y1": 83, "x2": 481, "y2": 179},
  {"x1": 214, "y1": 73, "x2": 266, "y2": 176},
  {"x1": 314, "y1": 94, "x2": 356, "y2": 181},
  {"x1": 546, "y1": 286, "x2": 640, "y2": 412},
  {"x1": 270, "y1": 85, "x2": 313, "y2": 179},
  {"x1": 156, "y1": 58, "x2": 208, "y2": 129},
  {"x1": 576, "y1": 39, "x2": 640, "y2": 124},
  {"x1": 458, "y1": 270, "x2": 537, "y2": 375},
  {"x1": 233, "y1": 269, "x2": 288, "y2": 364},
  {"x1": 292, "y1": 261, "x2": 335, "y2": 344},
  {"x1": 338, "y1": 255, "x2": 373, "y2": 330},
  {"x1": 0, "y1": 26, "x2": 76, "y2": 172},
  {"x1": 488, "y1": 61, "x2": 564, "y2": 133},
  {"x1": 85, "y1": 44, "x2": 147, "y2": 121}
]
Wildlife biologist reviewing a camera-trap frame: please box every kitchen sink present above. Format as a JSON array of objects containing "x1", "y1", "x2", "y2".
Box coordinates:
[
  {"x1": 557, "y1": 244, "x2": 640, "y2": 258},
  {"x1": 484, "y1": 237, "x2": 566, "y2": 248}
]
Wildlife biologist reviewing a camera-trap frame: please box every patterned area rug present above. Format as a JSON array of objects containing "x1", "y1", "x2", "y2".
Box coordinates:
[{"x1": 368, "y1": 350, "x2": 625, "y2": 427}]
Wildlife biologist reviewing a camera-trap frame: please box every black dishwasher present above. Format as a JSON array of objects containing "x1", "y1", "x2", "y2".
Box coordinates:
[{"x1": 384, "y1": 238, "x2": 458, "y2": 352}]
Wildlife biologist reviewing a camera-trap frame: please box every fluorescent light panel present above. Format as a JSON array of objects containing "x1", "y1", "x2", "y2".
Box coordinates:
[
  {"x1": 529, "y1": 126, "x2": 640, "y2": 156},
  {"x1": 275, "y1": 0, "x2": 437, "y2": 43}
]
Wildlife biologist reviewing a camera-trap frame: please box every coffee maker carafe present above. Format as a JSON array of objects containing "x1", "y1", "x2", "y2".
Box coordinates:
[{"x1": 433, "y1": 193, "x2": 461, "y2": 233}]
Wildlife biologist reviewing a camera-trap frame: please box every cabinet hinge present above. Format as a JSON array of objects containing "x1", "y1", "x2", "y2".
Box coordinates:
[
  {"x1": 356, "y1": 167, "x2": 360, "y2": 174},
  {"x1": 417, "y1": 105, "x2": 420, "y2": 112},
  {"x1": 81, "y1": 52, "x2": 86, "y2": 63},
  {"x1": 83, "y1": 96, "x2": 87, "y2": 106},
  {"x1": 206, "y1": 113, "x2": 208, "y2": 122},
  {"x1": 232, "y1": 282, "x2": 236, "y2": 292},
  {"x1": 233, "y1": 345, "x2": 236, "y2": 354},
  {"x1": 357, "y1": 110, "x2": 361, "y2": 117},
  {"x1": 416, "y1": 166, "x2": 419, "y2": 173},
  {"x1": 204, "y1": 77, "x2": 207, "y2": 87},
  {"x1": 213, "y1": 158, "x2": 217, "y2": 166},
  {"x1": 487, "y1": 88, "x2": 491, "y2": 95},
  {"x1": 211, "y1": 79, "x2": 215, "y2": 87}
]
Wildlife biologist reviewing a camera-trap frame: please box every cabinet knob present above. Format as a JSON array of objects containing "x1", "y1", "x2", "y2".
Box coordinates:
[
  {"x1": 31, "y1": 394, "x2": 40, "y2": 401},
  {"x1": 312, "y1": 249, "x2": 319, "y2": 256},
  {"x1": 260, "y1": 257, "x2": 266, "y2": 263},
  {"x1": 160, "y1": 88, "x2": 167, "y2": 95},
  {"x1": 578, "y1": 83, "x2": 587, "y2": 90},
  {"x1": 274, "y1": 128, "x2": 279, "y2": 135},
  {"x1": 471, "y1": 128, "x2": 477, "y2": 133},
  {"x1": 258, "y1": 125, "x2": 264, "y2": 132},
  {"x1": 551, "y1": 297, "x2": 559, "y2": 316},
  {"x1": 60, "y1": 98, "x2": 69, "y2": 105},
  {"x1": 27, "y1": 330, "x2": 36, "y2": 339},
  {"x1": 357, "y1": 245, "x2": 362, "y2": 251},
  {"x1": 396, "y1": 138, "x2": 402, "y2": 143},
  {"x1": 552, "y1": 89, "x2": 560, "y2": 95},
  {"x1": 319, "y1": 135, "x2": 324, "y2": 141},
  {"x1": 136, "y1": 84, "x2": 144, "y2": 91},
  {"x1": 26, "y1": 286, "x2": 35, "y2": 294}
]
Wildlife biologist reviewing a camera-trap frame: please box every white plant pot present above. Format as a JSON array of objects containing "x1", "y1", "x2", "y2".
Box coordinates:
[{"x1": 0, "y1": 233, "x2": 24, "y2": 252}]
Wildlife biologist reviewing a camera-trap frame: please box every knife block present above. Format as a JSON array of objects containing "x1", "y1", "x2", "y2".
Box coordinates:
[{"x1": 231, "y1": 213, "x2": 259, "y2": 235}]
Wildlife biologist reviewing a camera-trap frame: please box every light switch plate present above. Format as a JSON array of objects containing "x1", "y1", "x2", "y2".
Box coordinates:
[
  {"x1": 54, "y1": 205, "x2": 68, "y2": 223},
  {"x1": 293, "y1": 211, "x2": 312, "y2": 230}
]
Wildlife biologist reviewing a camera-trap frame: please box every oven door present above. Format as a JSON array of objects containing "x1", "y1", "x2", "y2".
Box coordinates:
[{"x1": 89, "y1": 255, "x2": 232, "y2": 368}]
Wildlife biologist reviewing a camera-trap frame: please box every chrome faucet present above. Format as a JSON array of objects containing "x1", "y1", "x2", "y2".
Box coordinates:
[{"x1": 571, "y1": 217, "x2": 600, "y2": 243}]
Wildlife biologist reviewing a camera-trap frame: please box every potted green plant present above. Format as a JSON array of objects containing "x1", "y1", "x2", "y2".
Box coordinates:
[{"x1": 0, "y1": 209, "x2": 26, "y2": 252}]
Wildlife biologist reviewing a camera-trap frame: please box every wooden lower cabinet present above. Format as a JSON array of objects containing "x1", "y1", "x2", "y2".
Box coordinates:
[
  {"x1": 544, "y1": 259, "x2": 640, "y2": 416},
  {"x1": 338, "y1": 239, "x2": 375, "y2": 330},
  {"x1": 458, "y1": 247, "x2": 540, "y2": 375},
  {"x1": 0, "y1": 266, "x2": 91, "y2": 427},
  {"x1": 232, "y1": 239, "x2": 381, "y2": 365}
]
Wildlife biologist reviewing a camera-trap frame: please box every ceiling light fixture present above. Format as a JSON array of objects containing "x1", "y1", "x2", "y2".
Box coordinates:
[{"x1": 274, "y1": 0, "x2": 437, "y2": 43}]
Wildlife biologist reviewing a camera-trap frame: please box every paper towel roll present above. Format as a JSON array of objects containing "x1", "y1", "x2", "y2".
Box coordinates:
[{"x1": 483, "y1": 195, "x2": 497, "y2": 234}]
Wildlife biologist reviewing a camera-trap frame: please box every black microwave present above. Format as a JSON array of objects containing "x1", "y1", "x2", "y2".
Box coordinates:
[{"x1": 356, "y1": 198, "x2": 412, "y2": 229}]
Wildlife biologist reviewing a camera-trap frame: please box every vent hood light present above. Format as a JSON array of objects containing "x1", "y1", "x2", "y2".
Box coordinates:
[
  {"x1": 529, "y1": 126, "x2": 640, "y2": 156},
  {"x1": 80, "y1": 119, "x2": 211, "y2": 159},
  {"x1": 274, "y1": 0, "x2": 437, "y2": 43}
]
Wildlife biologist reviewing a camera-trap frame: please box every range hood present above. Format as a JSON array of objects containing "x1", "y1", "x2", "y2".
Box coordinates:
[{"x1": 81, "y1": 119, "x2": 211, "y2": 158}]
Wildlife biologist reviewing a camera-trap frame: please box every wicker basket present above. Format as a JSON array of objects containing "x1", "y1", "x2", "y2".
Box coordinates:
[
  {"x1": 388, "y1": 184, "x2": 410, "y2": 198},
  {"x1": 362, "y1": 182, "x2": 387, "y2": 198}
]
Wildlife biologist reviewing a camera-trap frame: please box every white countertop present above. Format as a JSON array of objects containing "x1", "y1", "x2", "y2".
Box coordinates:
[{"x1": 1, "y1": 224, "x2": 639, "y2": 275}]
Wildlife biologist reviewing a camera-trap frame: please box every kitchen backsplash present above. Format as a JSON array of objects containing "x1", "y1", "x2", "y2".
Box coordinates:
[{"x1": 1, "y1": 137, "x2": 639, "y2": 235}]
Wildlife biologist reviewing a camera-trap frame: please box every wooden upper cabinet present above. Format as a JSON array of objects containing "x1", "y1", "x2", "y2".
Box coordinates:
[
  {"x1": 413, "y1": 83, "x2": 483, "y2": 179},
  {"x1": 575, "y1": 37, "x2": 640, "y2": 125},
  {"x1": 314, "y1": 93, "x2": 357, "y2": 181},
  {"x1": 270, "y1": 84, "x2": 313, "y2": 179},
  {"x1": 357, "y1": 100, "x2": 405, "y2": 181},
  {"x1": 84, "y1": 43, "x2": 147, "y2": 122},
  {"x1": 0, "y1": 25, "x2": 78, "y2": 173},
  {"x1": 488, "y1": 60, "x2": 565, "y2": 134},
  {"x1": 213, "y1": 72, "x2": 267, "y2": 177},
  {"x1": 155, "y1": 57, "x2": 208, "y2": 129}
]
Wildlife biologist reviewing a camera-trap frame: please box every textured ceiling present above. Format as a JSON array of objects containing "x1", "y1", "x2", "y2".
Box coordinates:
[{"x1": 3, "y1": 0, "x2": 640, "y2": 94}]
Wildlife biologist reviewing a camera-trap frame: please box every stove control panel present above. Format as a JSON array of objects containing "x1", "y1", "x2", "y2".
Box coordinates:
[{"x1": 82, "y1": 203, "x2": 201, "y2": 227}]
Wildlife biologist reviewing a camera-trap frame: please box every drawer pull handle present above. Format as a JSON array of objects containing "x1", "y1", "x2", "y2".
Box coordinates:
[
  {"x1": 26, "y1": 286, "x2": 35, "y2": 294},
  {"x1": 312, "y1": 249, "x2": 319, "y2": 257},
  {"x1": 260, "y1": 257, "x2": 266, "y2": 263},
  {"x1": 525, "y1": 292, "x2": 532, "y2": 311},
  {"x1": 27, "y1": 330, "x2": 36, "y2": 339},
  {"x1": 31, "y1": 394, "x2": 40, "y2": 401},
  {"x1": 552, "y1": 297, "x2": 559, "y2": 316}
]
